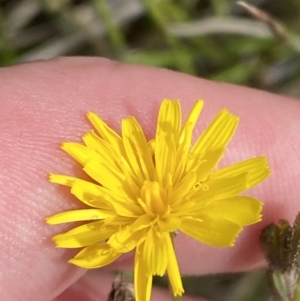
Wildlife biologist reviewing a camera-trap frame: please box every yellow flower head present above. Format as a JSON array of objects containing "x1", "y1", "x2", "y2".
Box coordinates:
[{"x1": 47, "y1": 99, "x2": 270, "y2": 301}]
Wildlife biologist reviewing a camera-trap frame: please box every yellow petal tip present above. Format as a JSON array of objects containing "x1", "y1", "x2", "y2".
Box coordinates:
[
  {"x1": 45, "y1": 216, "x2": 52, "y2": 224},
  {"x1": 48, "y1": 173, "x2": 56, "y2": 183}
]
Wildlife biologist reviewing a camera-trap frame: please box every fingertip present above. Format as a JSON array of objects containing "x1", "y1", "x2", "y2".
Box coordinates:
[{"x1": 1, "y1": 57, "x2": 300, "y2": 300}]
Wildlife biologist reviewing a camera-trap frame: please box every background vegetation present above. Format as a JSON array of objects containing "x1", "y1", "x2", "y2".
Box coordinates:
[
  {"x1": 1, "y1": 0, "x2": 300, "y2": 97},
  {"x1": 1, "y1": 0, "x2": 299, "y2": 300}
]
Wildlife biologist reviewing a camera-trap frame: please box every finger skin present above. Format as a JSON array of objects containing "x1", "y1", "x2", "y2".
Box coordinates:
[{"x1": 0, "y1": 57, "x2": 300, "y2": 301}]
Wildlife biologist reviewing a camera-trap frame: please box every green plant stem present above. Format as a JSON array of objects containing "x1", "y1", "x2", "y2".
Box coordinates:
[
  {"x1": 142, "y1": 0, "x2": 195, "y2": 74},
  {"x1": 38, "y1": 0, "x2": 108, "y2": 55},
  {"x1": 0, "y1": 8, "x2": 17, "y2": 66},
  {"x1": 211, "y1": 0, "x2": 230, "y2": 16},
  {"x1": 93, "y1": 0, "x2": 127, "y2": 56}
]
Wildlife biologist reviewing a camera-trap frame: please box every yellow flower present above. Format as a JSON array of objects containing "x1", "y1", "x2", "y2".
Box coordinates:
[{"x1": 47, "y1": 99, "x2": 270, "y2": 301}]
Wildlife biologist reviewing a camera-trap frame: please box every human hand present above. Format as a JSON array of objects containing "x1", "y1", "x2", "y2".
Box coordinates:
[{"x1": 1, "y1": 57, "x2": 299, "y2": 301}]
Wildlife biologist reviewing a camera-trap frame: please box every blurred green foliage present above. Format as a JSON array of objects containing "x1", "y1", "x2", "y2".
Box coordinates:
[{"x1": 1, "y1": 0, "x2": 300, "y2": 96}]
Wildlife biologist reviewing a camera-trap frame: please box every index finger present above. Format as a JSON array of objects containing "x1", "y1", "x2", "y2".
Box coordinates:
[{"x1": 0, "y1": 57, "x2": 298, "y2": 301}]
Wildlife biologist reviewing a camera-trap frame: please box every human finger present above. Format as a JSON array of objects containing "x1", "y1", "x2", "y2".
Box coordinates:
[{"x1": 1, "y1": 57, "x2": 299, "y2": 300}]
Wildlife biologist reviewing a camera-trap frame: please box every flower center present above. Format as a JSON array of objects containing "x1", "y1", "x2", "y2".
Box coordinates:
[{"x1": 140, "y1": 180, "x2": 170, "y2": 218}]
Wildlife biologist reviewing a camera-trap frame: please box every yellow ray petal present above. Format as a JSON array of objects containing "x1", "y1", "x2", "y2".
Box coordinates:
[
  {"x1": 50, "y1": 174, "x2": 110, "y2": 202},
  {"x1": 198, "y1": 196, "x2": 262, "y2": 226},
  {"x1": 212, "y1": 156, "x2": 270, "y2": 188},
  {"x1": 83, "y1": 130, "x2": 119, "y2": 167},
  {"x1": 122, "y1": 117, "x2": 155, "y2": 182},
  {"x1": 46, "y1": 209, "x2": 112, "y2": 224},
  {"x1": 156, "y1": 99, "x2": 181, "y2": 139},
  {"x1": 50, "y1": 175, "x2": 119, "y2": 210},
  {"x1": 61, "y1": 143, "x2": 98, "y2": 166},
  {"x1": 87, "y1": 112, "x2": 125, "y2": 157},
  {"x1": 143, "y1": 229, "x2": 168, "y2": 276},
  {"x1": 69, "y1": 243, "x2": 121, "y2": 268},
  {"x1": 49, "y1": 174, "x2": 78, "y2": 187},
  {"x1": 84, "y1": 130, "x2": 141, "y2": 198},
  {"x1": 174, "y1": 100, "x2": 204, "y2": 180},
  {"x1": 166, "y1": 234, "x2": 184, "y2": 296},
  {"x1": 171, "y1": 172, "x2": 197, "y2": 204},
  {"x1": 179, "y1": 100, "x2": 204, "y2": 143},
  {"x1": 108, "y1": 226, "x2": 147, "y2": 253},
  {"x1": 83, "y1": 159, "x2": 125, "y2": 191},
  {"x1": 192, "y1": 173, "x2": 248, "y2": 204},
  {"x1": 83, "y1": 160, "x2": 139, "y2": 201},
  {"x1": 70, "y1": 180, "x2": 116, "y2": 209},
  {"x1": 180, "y1": 217, "x2": 242, "y2": 247},
  {"x1": 192, "y1": 147, "x2": 225, "y2": 181},
  {"x1": 155, "y1": 133, "x2": 176, "y2": 186},
  {"x1": 191, "y1": 109, "x2": 239, "y2": 157},
  {"x1": 148, "y1": 139, "x2": 154, "y2": 156},
  {"x1": 52, "y1": 220, "x2": 116, "y2": 248},
  {"x1": 134, "y1": 242, "x2": 153, "y2": 301},
  {"x1": 157, "y1": 216, "x2": 182, "y2": 233},
  {"x1": 131, "y1": 214, "x2": 152, "y2": 231},
  {"x1": 155, "y1": 100, "x2": 181, "y2": 185},
  {"x1": 103, "y1": 216, "x2": 135, "y2": 227},
  {"x1": 113, "y1": 199, "x2": 144, "y2": 217}
]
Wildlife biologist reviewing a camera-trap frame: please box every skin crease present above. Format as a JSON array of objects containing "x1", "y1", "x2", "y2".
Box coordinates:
[{"x1": 0, "y1": 57, "x2": 300, "y2": 301}]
